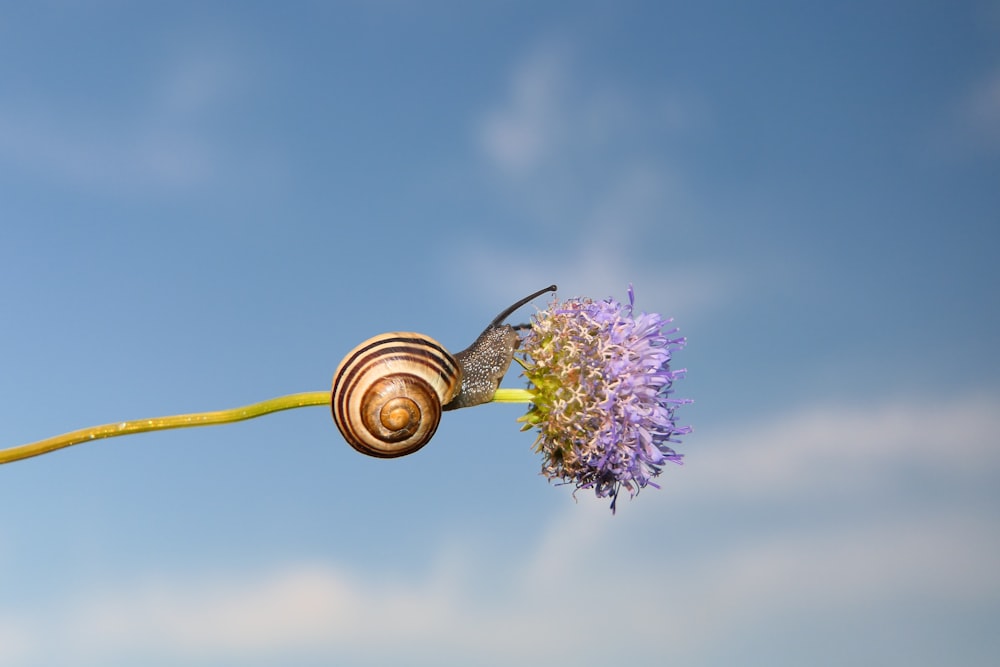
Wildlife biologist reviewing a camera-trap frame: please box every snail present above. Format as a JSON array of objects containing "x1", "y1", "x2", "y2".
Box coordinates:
[{"x1": 331, "y1": 285, "x2": 557, "y2": 458}]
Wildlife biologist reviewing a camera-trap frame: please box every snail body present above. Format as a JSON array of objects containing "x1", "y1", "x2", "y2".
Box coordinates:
[{"x1": 331, "y1": 285, "x2": 556, "y2": 458}]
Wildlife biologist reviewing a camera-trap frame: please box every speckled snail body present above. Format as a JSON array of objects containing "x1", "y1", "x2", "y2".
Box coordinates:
[{"x1": 331, "y1": 285, "x2": 557, "y2": 458}]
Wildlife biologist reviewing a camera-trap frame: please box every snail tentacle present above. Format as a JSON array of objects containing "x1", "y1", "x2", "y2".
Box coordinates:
[
  {"x1": 445, "y1": 284, "x2": 557, "y2": 410},
  {"x1": 331, "y1": 285, "x2": 557, "y2": 456}
]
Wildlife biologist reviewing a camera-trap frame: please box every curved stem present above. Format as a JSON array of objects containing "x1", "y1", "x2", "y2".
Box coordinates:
[{"x1": 0, "y1": 391, "x2": 331, "y2": 465}]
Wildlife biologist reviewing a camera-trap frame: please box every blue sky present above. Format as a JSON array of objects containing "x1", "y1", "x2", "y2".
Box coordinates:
[{"x1": 1, "y1": 1, "x2": 998, "y2": 665}]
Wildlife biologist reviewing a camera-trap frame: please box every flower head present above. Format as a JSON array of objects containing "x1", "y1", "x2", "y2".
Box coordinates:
[{"x1": 517, "y1": 286, "x2": 691, "y2": 512}]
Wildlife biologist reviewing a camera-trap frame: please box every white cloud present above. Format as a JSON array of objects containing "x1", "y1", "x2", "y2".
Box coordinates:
[
  {"x1": 674, "y1": 392, "x2": 1000, "y2": 501},
  {"x1": 0, "y1": 110, "x2": 216, "y2": 193},
  {"x1": 477, "y1": 42, "x2": 701, "y2": 182},
  {"x1": 452, "y1": 228, "x2": 733, "y2": 322},
  {"x1": 3, "y1": 394, "x2": 998, "y2": 666},
  {"x1": 962, "y1": 66, "x2": 1000, "y2": 148},
  {"x1": 477, "y1": 45, "x2": 569, "y2": 175},
  {"x1": 473, "y1": 39, "x2": 700, "y2": 217},
  {"x1": 0, "y1": 618, "x2": 32, "y2": 666},
  {"x1": 656, "y1": 510, "x2": 1000, "y2": 657},
  {"x1": 460, "y1": 40, "x2": 725, "y2": 320},
  {"x1": 62, "y1": 564, "x2": 465, "y2": 660},
  {"x1": 0, "y1": 42, "x2": 250, "y2": 196},
  {"x1": 934, "y1": 64, "x2": 1000, "y2": 157},
  {"x1": 151, "y1": 45, "x2": 246, "y2": 121}
]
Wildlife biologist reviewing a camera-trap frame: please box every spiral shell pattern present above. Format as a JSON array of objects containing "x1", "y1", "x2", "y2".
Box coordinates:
[{"x1": 331, "y1": 332, "x2": 463, "y2": 458}]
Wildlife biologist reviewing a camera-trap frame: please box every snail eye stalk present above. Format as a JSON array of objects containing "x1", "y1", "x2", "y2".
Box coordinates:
[
  {"x1": 0, "y1": 284, "x2": 691, "y2": 514},
  {"x1": 0, "y1": 286, "x2": 559, "y2": 465}
]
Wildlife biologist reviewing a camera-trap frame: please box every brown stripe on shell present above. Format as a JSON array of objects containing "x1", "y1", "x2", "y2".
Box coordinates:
[{"x1": 331, "y1": 332, "x2": 462, "y2": 458}]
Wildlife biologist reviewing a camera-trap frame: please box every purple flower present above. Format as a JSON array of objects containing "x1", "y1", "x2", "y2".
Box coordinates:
[{"x1": 517, "y1": 286, "x2": 691, "y2": 512}]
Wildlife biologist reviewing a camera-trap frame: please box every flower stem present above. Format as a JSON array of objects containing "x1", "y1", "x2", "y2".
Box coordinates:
[
  {"x1": 0, "y1": 391, "x2": 331, "y2": 465},
  {"x1": 491, "y1": 388, "x2": 536, "y2": 404}
]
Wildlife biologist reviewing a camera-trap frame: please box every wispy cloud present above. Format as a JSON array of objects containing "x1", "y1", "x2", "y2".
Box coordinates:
[
  {"x1": 962, "y1": 66, "x2": 1000, "y2": 149},
  {"x1": 63, "y1": 563, "x2": 463, "y2": 660},
  {"x1": 459, "y1": 40, "x2": 725, "y2": 318},
  {"x1": 477, "y1": 44, "x2": 569, "y2": 176},
  {"x1": 476, "y1": 42, "x2": 700, "y2": 184},
  {"x1": 0, "y1": 109, "x2": 217, "y2": 194},
  {"x1": 674, "y1": 392, "x2": 1000, "y2": 501},
  {"x1": 453, "y1": 230, "x2": 731, "y2": 320},
  {"x1": 473, "y1": 40, "x2": 699, "y2": 220},
  {"x1": 0, "y1": 616, "x2": 32, "y2": 667},
  {"x1": 4, "y1": 394, "x2": 997, "y2": 666},
  {"x1": 0, "y1": 41, "x2": 252, "y2": 197},
  {"x1": 933, "y1": 64, "x2": 1000, "y2": 157}
]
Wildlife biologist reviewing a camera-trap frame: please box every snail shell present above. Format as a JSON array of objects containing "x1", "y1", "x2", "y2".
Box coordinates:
[
  {"x1": 331, "y1": 285, "x2": 557, "y2": 458},
  {"x1": 331, "y1": 332, "x2": 462, "y2": 458}
]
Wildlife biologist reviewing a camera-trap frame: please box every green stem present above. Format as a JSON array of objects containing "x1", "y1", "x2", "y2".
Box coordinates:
[
  {"x1": 1, "y1": 386, "x2": 537, "y2": 466},
  {"x1": 491, "y1": 388, "x2": 536, "y2": 404},
  {"x1": 0, "y1": 391, "x2": 331, "y2": 465}
]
